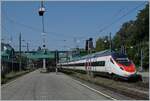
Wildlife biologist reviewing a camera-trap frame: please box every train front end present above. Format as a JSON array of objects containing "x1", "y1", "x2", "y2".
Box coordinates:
[{"x1": 111, "y1": 53, "x2": 142, "y2": 81}]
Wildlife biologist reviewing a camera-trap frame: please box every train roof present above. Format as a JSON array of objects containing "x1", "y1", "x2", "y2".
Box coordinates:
[
  {"x1": 66, "y1": 49, "x2": 115, "y2": 62},
  {"x1": 58, "y1": 49, "x2": 128, "y2": 64},
  {"x1": 81, "y1": 49, "x2": 115, "y2": 59}
]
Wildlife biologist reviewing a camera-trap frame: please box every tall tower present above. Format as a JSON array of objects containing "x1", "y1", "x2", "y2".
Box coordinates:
[
  {"x1": 38, "y1": 1, "x2": 46, "y2": 70},
  {"x1": 85, "y1": 39, "x2": 89, "y2": 51},
  {"x1": 88, "y1": 38, "x2": 94, "y2": 50},
  {"x1": 85, "y1": 38, "x2": 94, "y2": 51}
]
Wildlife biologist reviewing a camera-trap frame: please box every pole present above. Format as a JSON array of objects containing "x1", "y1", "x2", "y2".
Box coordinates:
[
  {"x1": 39, "y1": 1, "x2": 46, "y2": 70},
  {"x1": 120, "y1": 32, "x2": 124, "y2": 54},
  {"x1": 87, "y1": 39, "x2": 90, "y2": 76},
  {"x1": 11, "y1": 50, "x2": 13, "y2": 72},
  {"x1": 42, "y1": 15, "x2": 45, "y2": 33},
  {"x1": 19, "y1": 33, "x2": 22, "y2": 71},
  {"x1": 43, "y1": 58, "x2": 46, "y2": 69},
  {"x1": 88, "y1": 39, "x2": 93, "y2": 77},
  {"x1": 41, "y1": 0, "x2": 44, "y2": 7},
  {"x1": 140, "y1": 49, "x2": 143, "y2": 71},
  {"x1": 27, "y1": 42, "x2": 29, "y2": 52},
  {"x1": 56, "y1": 50, "x2": 58, "y2": 73},
  {"x1": 89, "y1": 47, "x2": 92, "y2": 76},
  {"x1": 109, "y1": 32, "x2": 112, "y2": 52},
  {"x1": 10, "y1": 37, "x2": 14, "y2": 73}
]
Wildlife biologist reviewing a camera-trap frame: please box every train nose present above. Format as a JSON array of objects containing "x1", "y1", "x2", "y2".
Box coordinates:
[
  {"x1": 123, "y1": 64, "x2": 136, "y2": 73},
  {"x1": 123, "y1": 72, "x2": 130, "y2": 77}
]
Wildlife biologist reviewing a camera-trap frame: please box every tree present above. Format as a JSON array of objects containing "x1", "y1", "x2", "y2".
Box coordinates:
[
  {"x1": 112, "y1": 3, "x2": 149, "y2": 69},
  {"x1": 96, "y1": 3, "x2": 149, "y2": 69},
  {"x1": 96, "y1": 36, "x2": 110, "y2": 51}
]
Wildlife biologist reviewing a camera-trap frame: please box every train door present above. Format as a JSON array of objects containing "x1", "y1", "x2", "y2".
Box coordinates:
[
  {"x1": 84, "y1": 59, "x2": 88, "y2": 71},
  {"x1": 93, "y1": 57, "x2": 97, "y2": 71},
  {"x1": 85, "y1": 58, "x2": 91, "y2": 72}
]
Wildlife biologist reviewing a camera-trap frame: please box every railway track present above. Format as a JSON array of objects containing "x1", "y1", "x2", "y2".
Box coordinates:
[{"x1": 62, "y1": 70, "x2": 149, "y2": 100}]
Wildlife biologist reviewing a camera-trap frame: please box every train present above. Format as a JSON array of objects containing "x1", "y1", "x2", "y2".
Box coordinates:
[{"x1": 57, "y1": 50, "x2": 142, "y2": 81}]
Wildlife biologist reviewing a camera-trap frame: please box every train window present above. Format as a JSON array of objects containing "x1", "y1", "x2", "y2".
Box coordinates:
[
  {"x1": 112, "y1": 53, "x2": 127, "y2": 58},
  {"x1": 92, "y1": 62, "x2": 97, "y2": 66},
  {"x1": 116, "y1": 59, "x2": 131, "y2": 66},
  {"x1": 102, "y1": 61, "x2": 105, "y2": 66},
  {"x1": 110, "y1": 58, "x2": 114, "y2": 64},
  {"x1": 95, "y1": 61, "x2": 105, "y2": 66}
]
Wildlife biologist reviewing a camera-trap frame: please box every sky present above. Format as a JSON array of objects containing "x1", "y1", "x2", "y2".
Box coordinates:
[{"x1": 1, "y1": 1, "x2": 148, "y2": 51}]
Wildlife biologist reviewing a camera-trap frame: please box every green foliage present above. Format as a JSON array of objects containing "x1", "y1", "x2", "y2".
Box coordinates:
[
  {"x1": 114, "y1": 4, "x2": 149, "y2": 69},
  {"x1": 96, "y1": 4, "x2": 149, "y2": 69},
  {"x1": 96, "y1": 36, "x2": 110, "y2": 52}
]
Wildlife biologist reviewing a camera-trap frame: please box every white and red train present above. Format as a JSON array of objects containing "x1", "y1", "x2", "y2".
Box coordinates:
[{"x1": 58, "y1": 50, "x2": 142, "y2": 80}]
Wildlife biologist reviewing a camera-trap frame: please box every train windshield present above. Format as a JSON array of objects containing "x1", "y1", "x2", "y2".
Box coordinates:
[{"x1": 112, "y1": 53, "x2": 131, "y2": 66}]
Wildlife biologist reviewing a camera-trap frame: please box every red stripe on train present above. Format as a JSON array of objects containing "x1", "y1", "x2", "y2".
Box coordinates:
[{"x1": 117, "y1": 63, "x2": 136, "y2": 72}]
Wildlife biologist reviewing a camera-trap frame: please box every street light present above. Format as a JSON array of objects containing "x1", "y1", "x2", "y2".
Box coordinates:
[
  {"x1": 55, "y1": 50, "x2": 58, "y2": 74},
  {"x1": 38, "y1": 7, "x2": 45, "y2": 16},
  {"x1": 130, "y1": 46, "x2": 133, "y2": 49},
  {"x1": 104, "y1": 40, "x2": 107, "y2": 43},
  {"x1": 38, "y1": 1, "x2": 47, "y2": 71}
]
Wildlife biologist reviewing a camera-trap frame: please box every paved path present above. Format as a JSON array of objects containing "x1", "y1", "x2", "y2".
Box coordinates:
[{"x1": 1, "y1": 70, "x2": 110, "y2": 100}]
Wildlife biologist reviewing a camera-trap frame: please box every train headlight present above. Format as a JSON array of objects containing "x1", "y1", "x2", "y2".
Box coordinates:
[{"x1": 124, "y1": 73, "x2": 128, "y2": 77}]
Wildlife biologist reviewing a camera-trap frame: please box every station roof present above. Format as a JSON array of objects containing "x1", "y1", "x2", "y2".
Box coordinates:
[
  {"x1": 1, "y1": 43, "x2": 14, "y2": 57},
  {"x1": 26, "y1": 51, "x2": 55, "y2": 60},
  {"x1": 1, "y1": 51, "x2": 9, "y2": 57}
]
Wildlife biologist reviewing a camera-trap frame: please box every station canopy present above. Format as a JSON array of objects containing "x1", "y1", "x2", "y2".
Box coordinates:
[{"x1": 26, "y1": 51, "x2": 55, "y2": 60}]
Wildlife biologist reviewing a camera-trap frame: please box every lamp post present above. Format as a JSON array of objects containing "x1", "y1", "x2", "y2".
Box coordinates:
[
  {"x1": 103, "y1": 34, "x2": 112, "y2": 52},
  {"x1": 140, "y1": 49, "x2": 143, "y2": 71},
  {"x1": 109, "y1": 33, "x2": 112, "y2": 52},
  {"x1": 18, "y1": 34, "x2": 22, "y2": 72},
  {"x1": 87, "y1": 39, "x2": 91, "y2": 77},
  {"x1": 38, "y1": 1, "x2": 46, "y2": 71},
  {"x1": 26, "y1": 42, "x2": 29, "y2": 52},
  {"x1": 55, "y1": 50, "x2": 58, "y2": 74}
]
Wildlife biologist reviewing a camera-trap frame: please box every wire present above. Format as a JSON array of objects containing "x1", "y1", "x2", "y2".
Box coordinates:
[
  {"x1": 4, "y1": 15, "x2": 74, "y2": 38},
  {"x1": 5, "y1": 16, "x2": 42, "y2": 32},
  {"x1": 97, "y1": 2, "x2": 147, "y2": 35},
  {"x1": 94, "y1": 7, "x2": 125, "y2": 39},
  {"x1": 112, "y1": 8, "x2": 125, "y2": 18}
]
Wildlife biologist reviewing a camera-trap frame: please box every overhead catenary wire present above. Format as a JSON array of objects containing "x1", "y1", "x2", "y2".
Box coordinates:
[
  {"x1": 3, "y1": 15, "x2": 87, "y2": 48},
  {"x1": 97, "y1": 2, "x2": 147, "y2": 36},
  {"x1": 1, "y1": 25, "x2": 13, "y2": 44},
  {"x1": 2, "y1": 23, "x2": 76, "y2": 48},
  {"x1": 2, "y1": 2, "x2": 147, "y2": 50},
  {"x1": 4, "y1": 15, "x2": 74, "y2": 38}
]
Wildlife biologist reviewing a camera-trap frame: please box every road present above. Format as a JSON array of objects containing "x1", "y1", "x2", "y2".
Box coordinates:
[{"x1": 1, "y1": 70, "x2": 110, "y2": 100}]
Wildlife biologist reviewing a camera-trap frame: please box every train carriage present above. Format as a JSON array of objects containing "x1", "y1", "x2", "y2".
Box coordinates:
[{"x1": 58, "y1": 50, "x2": 142, "y2": 81}]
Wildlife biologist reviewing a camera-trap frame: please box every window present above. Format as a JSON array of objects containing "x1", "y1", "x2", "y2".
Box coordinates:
[
  {"x1": 116, "y1": 59, "x2": 131, "y2": 66},
  {"x1": 112, "y1": 53, "x2": 131, "y2": 66},
  {"x1": 92, "y1": 61, "x2": 105, "y2": 66},
  {"x1": 110, "y1": 58, "x2": 114, "y2": 64}
]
